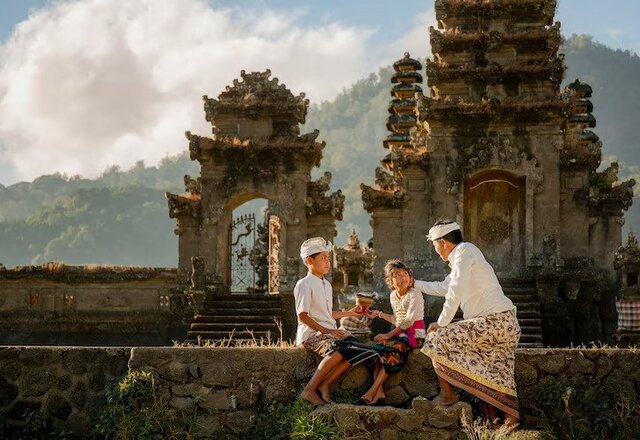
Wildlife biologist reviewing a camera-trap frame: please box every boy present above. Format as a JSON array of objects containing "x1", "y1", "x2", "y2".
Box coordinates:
[{"x1": 295, "y1": 237, "x2": 375, "y2": 405}]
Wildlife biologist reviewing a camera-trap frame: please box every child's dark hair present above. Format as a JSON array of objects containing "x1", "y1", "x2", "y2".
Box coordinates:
[{"x1": 383, "y1": 259, "x2": 413, "y2": 290}]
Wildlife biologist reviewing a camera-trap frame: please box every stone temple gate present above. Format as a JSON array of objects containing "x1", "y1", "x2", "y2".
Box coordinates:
[
  {"x1": 166, "y1": 70, "x2": 344, "y2": 341},
  {"x1": 362, "y1": 0, "x2": 635, "y2": 347}
]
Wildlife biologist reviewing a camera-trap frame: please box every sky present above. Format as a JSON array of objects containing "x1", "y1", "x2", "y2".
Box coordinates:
[{"x1": 0, "y1": 0, "x2": 639, "y2": 185}]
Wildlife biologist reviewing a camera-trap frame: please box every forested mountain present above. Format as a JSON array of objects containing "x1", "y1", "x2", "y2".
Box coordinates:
[{"x1": 0, "y1": 35, "x2": 638, "y2": 267}]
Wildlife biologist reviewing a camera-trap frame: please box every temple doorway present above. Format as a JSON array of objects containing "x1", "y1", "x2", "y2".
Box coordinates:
[
  {"x1": 229, "y1": 198, "x2": 281, "y2": 294},
  {"x1": 464, "y1": 171, "x2": 526, "y2": 276}
]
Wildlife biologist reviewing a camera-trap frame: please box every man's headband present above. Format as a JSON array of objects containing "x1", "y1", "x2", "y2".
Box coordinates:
[{"x1": 426, "y1": 222, "x2": 461, "y2": 241}]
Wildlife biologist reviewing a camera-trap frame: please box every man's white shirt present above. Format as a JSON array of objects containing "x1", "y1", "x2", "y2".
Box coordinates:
[
  {"x1": 294, "y1": 273, "x2": 336, "y2": 346},
  {"x1": 414, "y1": 242, "x2": 515, "y2": 326}
]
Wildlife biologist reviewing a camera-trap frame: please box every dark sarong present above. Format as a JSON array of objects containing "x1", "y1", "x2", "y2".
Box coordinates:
[{"x1": 371, "y1": 336, "x2": 411, "y2": 374}]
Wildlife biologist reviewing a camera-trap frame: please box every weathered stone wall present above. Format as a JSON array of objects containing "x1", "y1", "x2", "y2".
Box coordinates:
[
  {"x1": 1, "y1": 346, "x2": 639, "y2": 437},
  {"x1": 0, "y1": 266, "x2": 189, "y2": 345},
  {"x1": 0, "y1": 347, "x2": 130, "y2": 437}
]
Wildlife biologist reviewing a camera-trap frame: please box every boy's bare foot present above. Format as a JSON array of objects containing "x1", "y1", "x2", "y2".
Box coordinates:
[
  {"x1": 301, "y1": 389, "x2": 327, "y2": 406},
  {"x1": 318, "y1": 384, "x2": 334, "y2": 403},
  {"x1": 430, "y1": 393, "x2": 458, "y2": 406}
]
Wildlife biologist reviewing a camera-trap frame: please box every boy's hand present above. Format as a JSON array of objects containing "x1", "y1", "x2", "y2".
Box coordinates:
[
  {"x1": 328, "y1": 329, "x2": 347, "y2": 339},
  {"x1": 374, "y1": 332, "x2": 390, "y2": 343}
]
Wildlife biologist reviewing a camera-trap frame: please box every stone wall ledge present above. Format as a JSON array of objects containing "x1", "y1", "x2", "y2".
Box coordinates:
[{"x1": 1, "y1": 346, "x2": 639, "y2": 436}]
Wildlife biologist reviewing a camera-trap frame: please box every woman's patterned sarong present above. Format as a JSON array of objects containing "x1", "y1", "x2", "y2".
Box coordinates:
[{"x1": 421, "y1": 310, "x2": 521, "y2": 419}]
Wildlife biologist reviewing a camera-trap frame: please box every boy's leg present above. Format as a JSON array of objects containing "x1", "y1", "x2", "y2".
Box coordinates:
[
  {"x1": 301, "y1": 352, "x2": 345, "y2": 405},
  {"x1": 318, "y1": 360, "x2": 352, "y2": 403}
]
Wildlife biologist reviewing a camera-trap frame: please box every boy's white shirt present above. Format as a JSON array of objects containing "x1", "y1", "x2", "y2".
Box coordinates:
[{"x1": 294, "y1": 272, "x2": 336, "y2": 346}]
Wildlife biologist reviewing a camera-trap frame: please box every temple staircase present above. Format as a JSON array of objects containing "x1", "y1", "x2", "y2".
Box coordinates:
[
  {"x1": 187, "y1": 294, "x2": 285, "y2": 345},
  {"x1": 501, "y1": 278, "x2": 543, "y2": 348}
]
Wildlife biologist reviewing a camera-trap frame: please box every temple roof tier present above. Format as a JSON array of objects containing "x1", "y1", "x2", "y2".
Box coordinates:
[
  {"x1": 361, "y1": 183, "x2": 407, "y2": 212},
  {"x1": 430, "y1": 23, "x2": 562, "y2": 54},
  {"x1": 426, "y1": 58, "x2": 565, "y2": 86},
  {"x1": 435, "y1": 0, "x2": 557, "y2": 24},
  {"x1": 560, "y1": 142, "x2": 602, "y2": 171},
  {"x1": 393, "y1": 52, "x2": 423, "y2": 72},
  {"x1": 416, "y1": 95, "x2": 568, "y2": 123},
  {"x1": 383, "y1": 133, "x2": 412, "y2": 149},
  {"x1": 166, "y1": 192, "x2": 201, "y2": 220},
  {"x1": 387, "y1": 114, "x2": 418, "y2": 132},
  {"x1": 565, "y1": 79, "x2": 593, "y2": 98},
  {"x1": 203, "y1": 69, "x2": 309, "y2": 128},
  {"x1": 568, "y1": 114, "x2": 596, "y2": 128},
  {"x1": 574, "y1": 163, "x2": 636, "y2": 217},
  {"x1": 391, "y1": 83, "x2": 423, "y2": 99},
  {"x1": 388, "y1": 99, "x2": 417, "y2": 115},
  {"x1": 186, "y1": 131, "x2": 324, "y2": 165},
  {"x1": 391, "y1": 71, "x2": 424, "y2": 84}
]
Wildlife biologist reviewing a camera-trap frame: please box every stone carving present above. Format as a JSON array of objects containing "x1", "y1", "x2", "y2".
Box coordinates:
[
  {"x1": 614, "y1": 232, "x2": 640, "y2": 271},
  {"x1": 445, "y1": 133, "x2": 530, "y2": 194},
  {"x1": 306, "y1": 172, "x2": 345, "y2": 220},
  {"x1": 574, "y1": 162, "x2": 636, "y2": 217},
  {"x1": 190, "y1": 257, "x2": 206, "y2": 291},
  {"x1": 184, "y1": 175, "x2": 201, "y2": 195},
  {"x1": 268, "y1": 216, "x2": 281, "y2": 294}
]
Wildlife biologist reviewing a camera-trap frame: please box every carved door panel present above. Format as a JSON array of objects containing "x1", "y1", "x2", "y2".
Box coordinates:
[
  {"x1": 268, "y1": 215, "x2": 281, "y2": 294},
  {"x1": 464, "y1": 172, "x2": 525, "y2": 276}
]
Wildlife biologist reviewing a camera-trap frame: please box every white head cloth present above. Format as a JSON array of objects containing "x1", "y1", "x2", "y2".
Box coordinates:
[
  {"x1": 427, "y1": 222, "x2": 461, "y2": 241},
  {"x1": 300, "y1": 237, "x2": 333, "y2": 259}
]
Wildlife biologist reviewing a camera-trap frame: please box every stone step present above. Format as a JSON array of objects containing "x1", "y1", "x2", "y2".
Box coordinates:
[
  {"x1": 193, "y1": 314, "x2": 279, "y2": 323},
  {"x1": 519, "y1": 326, "x2": 542, "y2": 334},
  {"x1": 506, "y1": 293, "x2": 538, "y2": 301},
  {"x1": 518, "y1": 318, "x2": 542, "y2": 326},
  {"x1": 186, "y1": 330, "x2": 276, "y2": 340},
  {"x1": 204, "y1": 294, "x2": 282, "y2": 302},
  {"x1": 196, "y1": 307, "x2": 284, "y2": 316},
  {"x1": 519, "y1": 342, "x2": 544, "y2": 348},
  {"x1": 514, "y1": 302, "x2": 540, "y2": 311},
  {"x1": 190, "y1": 323, "x2": 279, "y2": 331},
  {"x1": 516, "y1": 310, "x2": 540, "y2": 318},
  {"x1": 500, "y1": 278, "x2": 536, "y2": 287},
  {"x1": 520, "y1": 333, "x2": 543, "y2": 342},
  {"x1": 202, "y1": 300, "x2": 284, "y2": 309}
]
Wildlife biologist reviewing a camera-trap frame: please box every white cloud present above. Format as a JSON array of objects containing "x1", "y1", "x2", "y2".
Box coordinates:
[
  {"x1": 377, "y1": 8, "x2": 436, "y2": 69},
  {"x1": 0, "y1": 0, "x2": 375, "y2": 182}
]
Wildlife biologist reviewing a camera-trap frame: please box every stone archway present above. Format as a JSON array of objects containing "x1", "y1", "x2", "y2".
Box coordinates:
[{"x1": 464, "y1": 171, "x2": 526, "y2": 276}]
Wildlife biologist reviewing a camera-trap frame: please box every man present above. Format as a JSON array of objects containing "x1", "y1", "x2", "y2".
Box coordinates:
[{"x1": 414, "y1": 220, "x2": 521, "y2": 425}]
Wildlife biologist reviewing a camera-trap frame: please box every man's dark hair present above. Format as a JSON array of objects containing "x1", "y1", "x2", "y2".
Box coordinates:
[{"x1": 432, "y1": 219, "x2": 464, "y2": 245}]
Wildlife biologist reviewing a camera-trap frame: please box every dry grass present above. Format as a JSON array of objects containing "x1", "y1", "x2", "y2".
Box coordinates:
[{"x1": 463, "y1": 418, "x2": 550, "y2": 440}]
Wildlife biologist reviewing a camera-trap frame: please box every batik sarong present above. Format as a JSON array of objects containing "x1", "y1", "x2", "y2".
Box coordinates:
[
  {"x1": 371, "y1": 336, "x2": 412, "y2": 374},
  {"x1": 421, "y1": 310, "x2": 521, "y2": 419}
]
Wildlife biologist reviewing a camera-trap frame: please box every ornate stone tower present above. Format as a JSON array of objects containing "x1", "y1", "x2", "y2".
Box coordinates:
[
  {"x1": 363, "y1": 0, "x2": 634, "y2": 346},
  {"x1": 167, "y1": 70, "x2": 344, "y2": 341}
]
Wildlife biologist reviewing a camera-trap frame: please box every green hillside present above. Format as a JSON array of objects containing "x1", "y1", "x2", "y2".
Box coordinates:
[{"x1": 0, "y1": 35, "x2": 637, "y2": 267}]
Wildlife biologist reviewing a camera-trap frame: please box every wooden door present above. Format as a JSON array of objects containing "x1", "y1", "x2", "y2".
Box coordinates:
[{"x1": 464, "y1": 171, "x2": 525, "y2": 276}]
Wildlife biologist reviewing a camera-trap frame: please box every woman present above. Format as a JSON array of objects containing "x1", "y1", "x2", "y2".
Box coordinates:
[{"x1": 362, "y1": 259, "x2": 426, "y2": 404}]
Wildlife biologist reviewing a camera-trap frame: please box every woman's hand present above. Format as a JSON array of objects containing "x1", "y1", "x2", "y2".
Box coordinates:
[
  {"x1": 367, "y1": 309, "x2": 382, "y2": 319},
  {"x1": 374, "y1": 332, "x2": 393, "y2": 343}
]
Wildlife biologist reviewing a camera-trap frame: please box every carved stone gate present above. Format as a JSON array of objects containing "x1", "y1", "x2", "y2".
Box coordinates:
[{"x1": 167, "y1": 69, "x2": 343, "y2": 298}]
